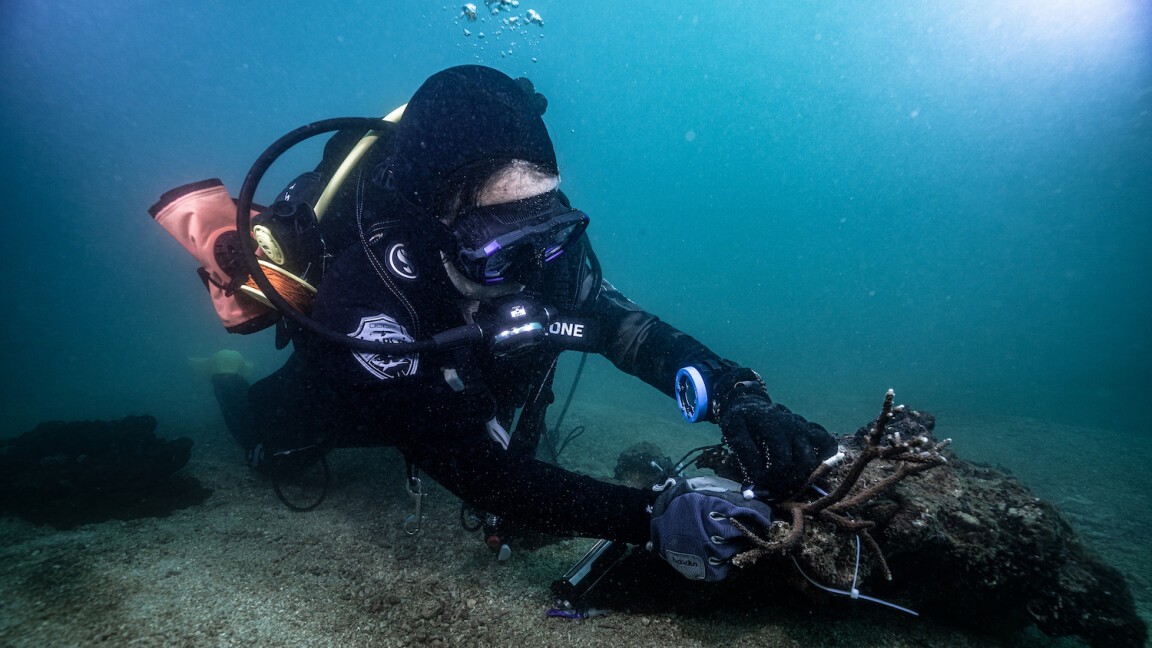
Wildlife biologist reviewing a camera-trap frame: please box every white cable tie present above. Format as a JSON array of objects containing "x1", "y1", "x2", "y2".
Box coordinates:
[
  {"x1": 821, "y1": 449, "x2": 846, "y2": 467},
  {"x1": 789, "y1": 557, "x2": 919, "y2": 617},
  {"x1": 852, "y1": 535, "x2": 862, "y2": 591}
]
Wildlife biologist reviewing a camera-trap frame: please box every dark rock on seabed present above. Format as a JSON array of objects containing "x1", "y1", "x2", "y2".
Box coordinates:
[
  {"x1": 0, "y1": 415, "x2": 212, "y2": 528},
  {"x1": 663, "y1": 407, "x2": 1148, "y2": 648}
]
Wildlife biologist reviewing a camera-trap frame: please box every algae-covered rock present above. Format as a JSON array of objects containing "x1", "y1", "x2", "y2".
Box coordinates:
[
  {"x1": 739, "y1": 409, "x2": 1146, "y2": 648},
  {"x1": 599, "y1": 406, "x2": 1146, "y2": 647}
]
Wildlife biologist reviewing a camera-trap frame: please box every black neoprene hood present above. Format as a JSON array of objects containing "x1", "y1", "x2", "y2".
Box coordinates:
[{"x1": 388, "y1": 65, "x2": 558, "y2": 214}]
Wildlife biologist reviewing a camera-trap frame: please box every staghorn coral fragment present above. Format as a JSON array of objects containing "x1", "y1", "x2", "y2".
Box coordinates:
[{"x1": 727, "y1": 390, "x2": 948, "y2": 579}]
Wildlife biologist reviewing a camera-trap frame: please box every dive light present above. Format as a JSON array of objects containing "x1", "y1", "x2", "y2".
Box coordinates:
[{"x1": 481, "y1": 297, "x2": 551, "y2": 357}]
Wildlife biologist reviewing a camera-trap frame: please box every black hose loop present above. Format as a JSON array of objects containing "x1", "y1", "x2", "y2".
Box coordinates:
[{"x1": 234, "y1": 118, "x2": 481, "y2": 354}]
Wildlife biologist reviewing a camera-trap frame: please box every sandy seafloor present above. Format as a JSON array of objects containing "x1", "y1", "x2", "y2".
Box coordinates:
[{"x1": 1, "y1": 398, "x2": 1148, "y2": 648}]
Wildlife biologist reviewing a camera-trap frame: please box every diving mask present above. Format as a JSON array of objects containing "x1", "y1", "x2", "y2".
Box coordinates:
[{"x1": 453, "y1": 191, "x2": 589, "y2": 285}]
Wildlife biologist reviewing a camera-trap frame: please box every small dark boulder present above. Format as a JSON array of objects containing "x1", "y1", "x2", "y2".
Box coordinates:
[
  {"x1": 613, "y1": 441, "x2": 673, "y2": 488},
  {"x1": 0, "y1": 415, "x2": 212, "y2": 528}
]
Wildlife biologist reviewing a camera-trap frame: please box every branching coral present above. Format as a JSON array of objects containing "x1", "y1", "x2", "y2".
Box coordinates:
[{"x1": 727, "y1": 389, "x2": 950, "y2": 577}]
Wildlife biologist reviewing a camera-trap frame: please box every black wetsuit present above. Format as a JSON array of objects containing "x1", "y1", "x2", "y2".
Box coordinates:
[{"x1": 235, "y1": 136, "x2": 735, "y2": 544}]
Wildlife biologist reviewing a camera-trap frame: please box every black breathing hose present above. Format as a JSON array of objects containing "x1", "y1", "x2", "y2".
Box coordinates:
[{"x1": 234, "y1": 117, "x2": 483, "y2": 354}]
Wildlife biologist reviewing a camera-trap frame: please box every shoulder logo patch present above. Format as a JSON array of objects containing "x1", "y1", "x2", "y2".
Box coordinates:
[
  {"x1": 350, "y1": 314, "x2": 419, "y2": 380},
  {"x1": 386, "y1": 243, "x2": 418, "y2": 280}
]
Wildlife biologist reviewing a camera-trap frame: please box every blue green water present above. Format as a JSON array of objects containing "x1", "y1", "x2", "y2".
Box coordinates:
[{"x1": 1, "y1": 0, "x2": 1150, "y2": 626}]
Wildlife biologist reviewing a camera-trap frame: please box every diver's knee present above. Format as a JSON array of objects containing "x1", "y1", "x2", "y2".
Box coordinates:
[
  {"x1": 212, "y1": 373, "x2": 257, "y2": 449},
  {"x1": 211, "y1": 372, "x2": 251, "y2": 396}
]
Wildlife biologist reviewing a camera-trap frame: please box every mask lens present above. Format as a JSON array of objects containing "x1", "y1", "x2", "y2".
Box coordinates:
[
  {"x1": 454, "y1": 194, "x2": 588, "y2": 284},
  {"x1": 543, "y1": 219, "x2": 585, "y2": 261},
  {"x1": 484, "y1": 246, "x2": 520, "y2": 280}
]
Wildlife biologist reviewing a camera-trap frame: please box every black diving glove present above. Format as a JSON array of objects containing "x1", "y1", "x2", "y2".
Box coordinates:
[
  {"x1": 714, "y1": 370, "x2": 838, "y2": 501},
  {"x1": 648, "y1": 476, "x2": 774, "y2": 582}
]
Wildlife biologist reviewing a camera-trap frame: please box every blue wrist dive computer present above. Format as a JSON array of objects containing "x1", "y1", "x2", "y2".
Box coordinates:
[{"x1": 675, "y1": 366, "x2": 709, "y2": 423}]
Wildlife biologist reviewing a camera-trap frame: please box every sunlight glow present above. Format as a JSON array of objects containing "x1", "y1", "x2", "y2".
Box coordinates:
[{"x1": 986, "y1": 0, "x2": 1137, "y2": 48}]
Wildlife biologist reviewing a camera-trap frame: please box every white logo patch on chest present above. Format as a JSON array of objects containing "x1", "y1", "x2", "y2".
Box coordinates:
[{"x1": 350, "y1": 314, "x2": 420, "y2": 380}]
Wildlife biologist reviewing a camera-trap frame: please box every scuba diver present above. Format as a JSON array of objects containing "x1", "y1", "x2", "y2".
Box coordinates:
[{"x1": 150, "y1": 65, "x2": 837, "y2": 584}]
